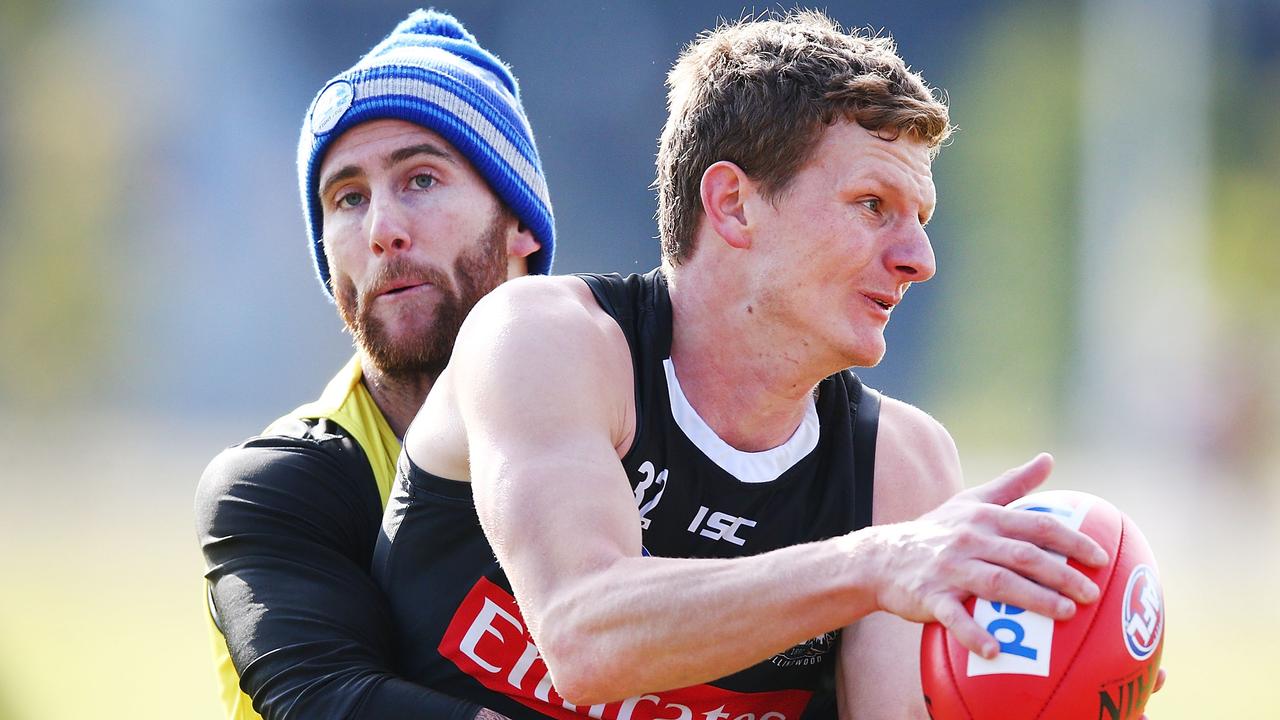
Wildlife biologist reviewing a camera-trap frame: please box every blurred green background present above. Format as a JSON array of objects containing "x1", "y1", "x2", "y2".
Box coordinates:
[{"x1": 1, "y1": 1, "x2": 1276, "y2": 718}]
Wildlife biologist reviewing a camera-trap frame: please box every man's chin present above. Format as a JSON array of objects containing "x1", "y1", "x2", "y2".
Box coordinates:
[
  {"x1": 359, "y1": 335, "x2": 450, "y2": 380},
  {"x1": 349, "y1": 309, "x2": 452, "y2": 377},
  {"x1": 375, "y1": 306, "x2": 440, "y2": 336},
  {"x1": 844, "y1": 336, "x2": 887, "y2": 369},
  {"x1": 369, "y1": 320, "x2": 442, "y2": 355}
]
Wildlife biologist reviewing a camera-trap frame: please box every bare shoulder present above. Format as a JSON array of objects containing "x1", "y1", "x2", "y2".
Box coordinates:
[
  {"x1": 455, "y1": 274, "x2": 635, "y2": 446},
  {"x1": 448, "y1": 275, "x2": 630, "y2": 395},
  {"x1": 456, "y1": 275, "x2": 618, "y2": 354},
  {"x1": 871, "y1": 395, "x2": 963, "y2": 524},
  {"x1": 406, "y1": 275, "x2": 633, "y2": 478}
]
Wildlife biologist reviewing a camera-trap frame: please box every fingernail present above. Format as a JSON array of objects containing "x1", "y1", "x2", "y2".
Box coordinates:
[
  {"x1": 1083, "y1": 582, "x2": 1100, "y2": 602},
  {"x1": 1094, "y1": 550, "x2": 1109, "y2": 566},
  {"x1": 984, "y1": 641, "x2": 999, "y2": 659},
  {"x1": 1058, "y1": 598, "x2": 1074, "y2": 616}
]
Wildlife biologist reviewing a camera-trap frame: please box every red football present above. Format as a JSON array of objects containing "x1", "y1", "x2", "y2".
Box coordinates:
[{"x1": 920, "y1": 490, "x2": 1165, "y2": 720}]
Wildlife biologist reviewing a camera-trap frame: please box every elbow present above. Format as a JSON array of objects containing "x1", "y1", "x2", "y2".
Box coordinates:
[
  {"x1": 521, "y1": 558, "x2": 640, "y2": 705},
  {"x1": 536, "y1": 613, "x2": 628, "y2": 706},
  {"x1": 548, "y1": 670, "x2": 616, "y2": 708}
]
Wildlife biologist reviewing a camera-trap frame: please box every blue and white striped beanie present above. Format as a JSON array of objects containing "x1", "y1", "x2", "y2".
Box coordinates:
[{"x1": 298, "y1": 9, "x2": 555, "y2": 298}]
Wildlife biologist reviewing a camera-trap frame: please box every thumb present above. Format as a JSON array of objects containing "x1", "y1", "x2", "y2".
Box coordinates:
[{"x1": 963, "y1": 452, "x2": 1054, "y2": 506}]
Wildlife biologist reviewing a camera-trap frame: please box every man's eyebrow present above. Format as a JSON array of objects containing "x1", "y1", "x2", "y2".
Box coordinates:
[
  {"x1": 387, "y1": 142, "x2": 455, "y2": 168},
  {"x1": 318, "y1": 165, "x2": 362, "y2": 202},
  {"x1": 863, "y1": 170, "x2": 936, "y2": 219},
  {"x1": 318, "y1": 143, "x2": 456, "y2": 202}
]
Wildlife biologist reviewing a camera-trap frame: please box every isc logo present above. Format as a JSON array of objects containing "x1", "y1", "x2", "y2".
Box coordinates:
[
  {"x1": 1122, "y1": 564, "x2": 1163, "y2": 661},
  {"x1": 687, "y1": 505, "x2": 756, "y2": 546}
]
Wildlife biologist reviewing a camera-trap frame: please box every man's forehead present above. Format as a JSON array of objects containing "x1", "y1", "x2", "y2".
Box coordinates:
[
  {"x1": 830, "y1": 126, "x2": 935, "y2": 198},
  {"x1": 320, "y1": 119, "x2": 461, "y2": 174},
  {"x1": 840, "y1": 127, "x2": 932, "y2": 171}
]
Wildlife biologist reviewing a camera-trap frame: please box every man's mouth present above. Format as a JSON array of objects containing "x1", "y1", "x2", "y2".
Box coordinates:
[
  {"x1": 377, "y1": 279, "x2": 430, "y2": 298},
  {"x1": 382, "y1": 283, "x2": 422, "y2": 296},
  {"x1": 863, "y1": 292, "x2": 898, "y2": 312}
]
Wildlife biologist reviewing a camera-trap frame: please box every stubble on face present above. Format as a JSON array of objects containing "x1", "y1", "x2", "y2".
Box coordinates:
[{"x1": 333, "y1": 211, "x2": 509, "y2": 382}]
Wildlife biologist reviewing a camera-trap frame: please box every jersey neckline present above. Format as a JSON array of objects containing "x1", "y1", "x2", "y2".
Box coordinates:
[{"x1": 663, "y1": 357, "x2": 820, "y2": 484}]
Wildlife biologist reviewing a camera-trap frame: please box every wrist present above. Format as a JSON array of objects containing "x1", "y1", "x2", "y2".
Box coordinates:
[{"x1": 831, "y1": 526, "x2": 887, "y2": 615}]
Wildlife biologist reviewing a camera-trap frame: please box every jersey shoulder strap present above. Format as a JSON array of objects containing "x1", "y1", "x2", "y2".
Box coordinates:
[
  {"x1": 576, "y1": 268, "x2": 673, "y2": 358},
  {"x1": 850, "y1": 375, "x2": 881, "y2": 529}
]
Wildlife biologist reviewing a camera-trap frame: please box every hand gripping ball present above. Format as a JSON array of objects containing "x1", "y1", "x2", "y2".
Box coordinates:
[{"x1": 920, "y1": 491, "x2": 1165, "y2": 720}]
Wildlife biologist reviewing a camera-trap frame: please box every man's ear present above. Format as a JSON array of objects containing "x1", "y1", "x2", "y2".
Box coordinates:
[
  {"x1": 505, "y1": 221, "x2": 541, "y2": 278},
  {"x1": 699, "y1": 160, "x2": 753, "y2": 250},
  {"x1": 506, "y1": 221, "x2": 540, "y2": 259}
]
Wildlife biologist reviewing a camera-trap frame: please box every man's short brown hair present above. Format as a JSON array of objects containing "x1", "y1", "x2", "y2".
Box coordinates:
[{"x1": 656, "y1": 10, "x2": 953, "y2": 264}]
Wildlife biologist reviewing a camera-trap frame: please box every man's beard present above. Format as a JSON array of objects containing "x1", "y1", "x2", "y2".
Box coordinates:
[{"x1": 334, "y1": 212, "x2": 508, "y2": 382}]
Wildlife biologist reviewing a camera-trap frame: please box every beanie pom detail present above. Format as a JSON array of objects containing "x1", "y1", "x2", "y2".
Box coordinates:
[{"x1": 399, "y1": 9, "x2": 476, "y2": 44}]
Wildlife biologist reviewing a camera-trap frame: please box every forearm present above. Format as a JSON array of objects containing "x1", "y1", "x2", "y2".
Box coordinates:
[
  {"x1": 531, "y1": 533, "x2": 882, "y2": 705},
  {"x1": 207, "y1": 558, "x2": 486, "y2": 720},
  {"x1": 352, "y1": 677, "x2": 489, "y2": 720},
  {"x1": 198, "y1": 442, "x2": 487, "y2": 720}
]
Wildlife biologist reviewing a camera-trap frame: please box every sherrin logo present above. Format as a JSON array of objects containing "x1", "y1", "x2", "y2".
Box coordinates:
[{"x1": 1121, "y1": 564, "x2": 1163, "y2": 661}]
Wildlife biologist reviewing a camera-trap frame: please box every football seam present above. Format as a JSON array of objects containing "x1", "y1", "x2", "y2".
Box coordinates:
[
  {"x1": 1034, "y1": 518, "x2": 1128, "y2": 720},
  {"x1": 943, "y1": 624, "x2": 978, "y2": 720}
]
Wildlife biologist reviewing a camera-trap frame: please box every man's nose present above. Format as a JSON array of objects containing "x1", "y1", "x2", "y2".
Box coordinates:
[
  {"x1": 889, "y1": 221, "x2": 935, "y2": 283},
  {"x1": 367, "y1": 194, "x2": 412, "y2": 256}
]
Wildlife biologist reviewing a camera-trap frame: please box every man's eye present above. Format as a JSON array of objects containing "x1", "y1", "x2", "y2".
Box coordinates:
[
  {"x1": 862, "y1": 198, "x2": 881, "y2": 213},
  {"x1": 411, "y1": 173, "x2": 436, "y2": 190},
  {"x1": 337, "y1": 192, "x2": 365, "y2": 208}
]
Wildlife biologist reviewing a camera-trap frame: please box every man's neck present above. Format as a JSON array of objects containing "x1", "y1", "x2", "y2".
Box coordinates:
[
  {"x1": 358, "y1": 355, "x2": 435, "y2": 439},
  {"x1": 665, "y1": 264, "x2": 837, "y2": 453}
]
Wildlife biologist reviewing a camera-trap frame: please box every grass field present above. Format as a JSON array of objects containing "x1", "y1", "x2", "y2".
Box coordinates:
[
  {"x1": 0, "y1": 425, "x2": 1273, "y2": 719},
  {"x1": 0, "y1": 547, "x2": 219, "y2": 720}
]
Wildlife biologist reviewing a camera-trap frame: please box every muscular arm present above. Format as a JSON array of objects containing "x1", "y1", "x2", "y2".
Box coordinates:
[
  {"x1": 195, "y1": 427, "x2": 485, "y2": 720},
  {"x1": 442, "y1": 278, "x2": 1108, "y2": 708}
]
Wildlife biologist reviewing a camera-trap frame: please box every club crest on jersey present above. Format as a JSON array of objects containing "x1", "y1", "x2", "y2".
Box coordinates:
[
  {"x1": 1122, "y1": 564, "x2": 1163, "y2": 661},
  {"x1": 770, "y1": 631, "x2": 837, "y2": 668},
  {"x1": 633, "y1": 460, "x2": 669, "y2": 530}
]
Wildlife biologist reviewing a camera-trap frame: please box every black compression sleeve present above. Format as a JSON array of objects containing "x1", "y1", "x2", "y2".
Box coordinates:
[{"x1": 195, "y1": 432, "x2": 483, "y2": 720}]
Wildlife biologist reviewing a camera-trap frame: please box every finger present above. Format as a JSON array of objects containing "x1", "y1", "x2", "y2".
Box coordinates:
[
  {"x1": 969, "y1": 564, "x2": 1082, "y2": 620},
  {"x1": 1138, "y1": 668, "x2": 1166, "y2": 720},
  {"x1": 995, "y1": 508, "x2": 1109, "y2": 568},
  {"x1": 987, "y1": 538, "x2": 1101, "y2": 605},
  {"x1": 963, "y1": 453, "x2": 1054, "y2": 506},
  {"x1": 934, "y1": 596, "x2": 998, "y2": 659}
]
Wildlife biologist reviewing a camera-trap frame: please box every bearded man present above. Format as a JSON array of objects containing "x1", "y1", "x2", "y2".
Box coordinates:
[{"x1": 195, "y1": 10, "x2": 551, "y2": 719}]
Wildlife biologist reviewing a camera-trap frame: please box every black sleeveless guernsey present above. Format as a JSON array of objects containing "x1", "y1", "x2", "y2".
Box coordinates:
[{"x1": 374, "y1": 269, "x2": 881, "y2": 720}]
